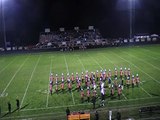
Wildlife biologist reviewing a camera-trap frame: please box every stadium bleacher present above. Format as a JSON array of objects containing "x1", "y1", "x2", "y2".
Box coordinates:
[{"x1": 36, "y1": 27, "x2": 160, "y2": 51}]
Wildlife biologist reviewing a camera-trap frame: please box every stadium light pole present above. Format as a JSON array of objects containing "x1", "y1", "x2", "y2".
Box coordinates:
[
  {"x1": 129, "y1": 0, "x2": 133, "y2": 39},
  {"x1": 1, "y1": 0, "x2": 7, "y2": 51},
  {"x1": 128, "y1": 0, "x2": 137, "y2": 39},
  {"x1": 129, "y1": 0, "x2": 135, "y2": 39}
]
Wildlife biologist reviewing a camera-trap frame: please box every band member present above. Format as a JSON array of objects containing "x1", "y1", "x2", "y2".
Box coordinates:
[
  {"x1": 126, "y1": 76, "x2": 130, "y2": 89},
  {"x1": 136, "y1": 74, "x2": 140, "y2": 87},
  {"x1": 55, "y1": 74, "x2": 58, "y2": 82},
  {"x1": 92, "y1": 88, "x2": 97, "y2": 97},
  {"x1": 87, "y1": 87, "x2": 90, "y2": 102},
  {"x1": 124, "y1": 67, "x2": 127, "y2": 80},
  {"x1": 49, "y1": 76, "x2": 53, "y2": 87},
  {"x1": 92, "y1": 79, "x2": 97, "y2": 90},
  {"x1": 61, "y1": 73, "x2": 64, "y2": 83},
  {"x1": 90, "y1": 72, "x2": 94, "y2": 84},
  {"x1": 100, "y1": 70, "x2": 103, "y2": 78},
  {"x1": 108, "y1": 77, "x2": 112, "y2": 88},
  {"x1": 120, "y1": 68, "x2": 123, "y2": 80},
  {"x1": 131, "y1": 75, "x2": 136, "y2": 88},
  {"x1": 96, "y1": 70, "x2": 99, "y2": 81},
  {"x1": 49, "y1": 83, "x2": 53, "y2": 95},
  {"x1": 100, "y1": 85, "x2": 105, "y2": 106},
  {"x1": 85, "y1": 74, "x2": 88, "y2": 87},
  {"x1": 92, "y1": 88, "x2": 97, "y2": 109},
  {"x1": 113, "y1": 77, "x2": 117, "y2": 89},
  {"x1": 78, "y1": 78, "x2": 81, "y2": 91},
  {"x1": 55, "y1": 78, "x2": 58, "y2": 93},
  {"x1": 67, "y1": 74, "x2": 72, "y2": 92},
  {"x1": 50, "y1": 73, "x2": 54, "y2": 86},
  {"x1": 61, "y1": 73, "x2": 64, "y2": 92},
  {"x1": 80, "y1": 88, "x2": 84, "y2": 103},
  {"x1": 110, "y1": 85, "x2": 114, "y2": 99},
  {"x1": 87, "y1": 77, "x2": 91, "y2": 88},
  {"x1": 99, "y1": 77, "x2": 103, "y2": 89},
  {"x1": 81, "y1": 72, "x2": 84, "y2": 83},
  {"x1": 71, "y1": 73, "x2": 74, "y2": 84},
  {"x1": 118, "y1": 85, "x2": 122, "y2": 100},
  {"x1": 114, "y1": 68, "x2": 118, "y2": 79},
  {"x1": 108, "y1": 69, "x2": 112, "y2": 78},
  {"x1": 128, "y1": 68, "x2": 131, "y2": 78},
  {"x1": 76, "y1": 72, "x2": 79, "y2": 83},
  {"x1": 103, "y1": 69, "x2": 107, "y2": 81}
]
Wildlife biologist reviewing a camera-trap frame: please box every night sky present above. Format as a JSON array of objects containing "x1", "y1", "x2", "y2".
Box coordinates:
[{"x1": 1, "y1": 0, "x2": 160, "y2": 45}]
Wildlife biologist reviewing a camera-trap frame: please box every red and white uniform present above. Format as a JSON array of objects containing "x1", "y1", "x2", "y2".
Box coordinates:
[
  {"x1": 81, "y1": 90, "x2": 84, "y2": 98},
  {"x1": 87, "y1": 89, "x2": 90, "y2": 97},
  {"x1": 81, "y1": 72, "x2": 84, "y2": 80},
  {"x1": 132, "y1": 75, "x2": 136, "y2": 85},
  {"x1": 50, "y1": 75, "x2": 53, "y2": 82},
  {"x1": 76, "y1": 73, "x2": 79, "y2": 82},
  {"x1": 87, "y1": 79, "x2": 90, "y2": 87},
  {"x1": 50, "y1": 73, "x2": 54, "y2": 86},
  {"x1": 111, "y1": 85, "x2": 114, "y2": 96},
  {"x1": 96, "y1": 70, "x2": 99, "y2": 78},
  {"x1": 49, "y1": 84, "x2": 52, "y2": 93},
  {"x1": 114, "y1": 69, "x2": 118, "y2": 77},
  {"x1": 68, "y1": 81, "x2": 71, "y2": 90},
  {"x1": 120, "y1": 69, "x2": 123, "y2": 77},
  {"x1": 118, "y1": 86, "x2": 122, "y2": 95},
  {"x1": 61, "y1": 73, "x2": 64, "y2": 90},
  {"x1": 136, "y1": 74, "x2": 140, "y2": 84},
  {"x1": 128, "y1": 68, "x2": 131, "y2": 77},
  {"x1": 55, "y1": 80, "x2": 58, "y2": 92},
  {"x1": 103, "y1": 70, "x2": 107, "y2": 80},
  {"x1": 61, "y1": 75, "x2": 64, "y2": 83},
  {"x1": 85, "y1": 74, "x2": 88, "y2": 86},
  {"x1": 108, "y1": 69, "x2": 112, "y2": 77},
  {"x1": 61, "y1": 82, "x2": 64, "y2": 90},
  {"x1": 71, "y1": 73, "x2": 74, "y2": 83},
  {"x1": 92, "y1": 89, "x2": 97, "y2": 97},
  {"x1": 126, "y1": 76, "x2": 130, "y2": 85},
  {"x1": 124, "y1": 68, "x2": 127, "y2": 77}
]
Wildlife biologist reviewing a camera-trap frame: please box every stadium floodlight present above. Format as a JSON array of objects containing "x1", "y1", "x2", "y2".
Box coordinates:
[
  {"x1": 0, "y1": 0, "x2": 7, "y2": 51},
  {"x1": 128, "y1": 0, "x2": 137, "y2": 39}
]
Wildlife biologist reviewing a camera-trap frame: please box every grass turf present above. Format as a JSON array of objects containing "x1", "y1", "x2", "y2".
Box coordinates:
[{"x1": 0, "y1": 44, "x2": 160, "y2": 119}]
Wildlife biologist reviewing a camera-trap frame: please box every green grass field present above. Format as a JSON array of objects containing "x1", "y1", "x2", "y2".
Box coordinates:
[{"x1": 0, "y1": 44, "x2": 160, "y2": 119}]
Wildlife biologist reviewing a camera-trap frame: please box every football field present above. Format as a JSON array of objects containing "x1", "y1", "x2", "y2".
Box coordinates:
[{"x1": 0, "y1": 44, "x2": 160, "y2": 119}]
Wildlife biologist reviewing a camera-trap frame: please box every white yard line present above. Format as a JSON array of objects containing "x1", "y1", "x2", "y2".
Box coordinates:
[
  {"x1": 86, "y1": 52, "x2": 103, "y2": 69},
  {"x1": 108, "y1": 96, "x2": 159, "y2": 103},
  {"x1": 0, "y1": 57, "x2": 16, "y2": 74},
  {"x1": 46, "y1": 57, "x2": 53, "y2": 107},
  {"x1": 131, "y1": 49, "x2": 158, "y2": 60},
  {"x1": 3, "y1": 102, "x2": 160, "y2": 120},
  {"x1": 20, "y1": 56, "x2": 41, "y2": 108},
  {"x1": 77, "y1": 56, "x2": 85, "y2": 71},
  {"x1": 122, "y1": 51, "x2": 160, "y2": 71},
  {"x1": 1, "y1": 112, "x2": 65, "y2": 120},
  {"x1": 22, "y1": 103, "x2": 92, "y2": 111},
  {"x1": 2, "y1": 101, "x2": 160, "y2": 120},
  {"x1": 1, "y1": 56, "x2": 29, "y2": 95},
  {"x1": 110, "y1": 51, "x2": 160, "y2": 85},
  {"x1": 19, "y1": 96, "x2": 160, "y2": 112},
  {"x1": 142, "y1": 48, "x2": 160, "y2": 57},
  {"x1": 64, "y1": 55, "x2": 75, "y2": 105},
  {"x1": 140, "y1": 86, "x2": 152, "y2": 97}
]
